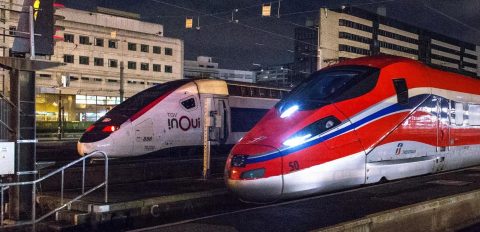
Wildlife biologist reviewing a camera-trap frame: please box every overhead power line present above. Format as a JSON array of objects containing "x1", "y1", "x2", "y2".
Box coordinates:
[
  {"x1": 422, "y1": 3, "x2": 480, "y2": 34},
  {"x1": 148, "y1": 0, "x2": 321, "y2": 49}
]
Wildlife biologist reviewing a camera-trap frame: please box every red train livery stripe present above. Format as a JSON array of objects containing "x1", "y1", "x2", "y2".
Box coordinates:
[{"x1": 130, "y1": 89, "x2": 176, "y2": 122}]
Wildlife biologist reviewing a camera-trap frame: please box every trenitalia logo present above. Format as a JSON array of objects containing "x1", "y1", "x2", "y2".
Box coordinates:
[
  {"x1": 395, "y1": 143, "x2": 403, "y2": 155},
  {"x1": 33, "y1": 0, "x2": 40, "y2": 20}
]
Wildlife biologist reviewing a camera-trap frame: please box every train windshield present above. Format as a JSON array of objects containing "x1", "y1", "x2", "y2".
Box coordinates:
[
  {"x1": 277, "y1": 66, "x2": 379, "y2": 110},
  {"x1": 106, "y1": 80, "x2": 189, "y2": 120}
]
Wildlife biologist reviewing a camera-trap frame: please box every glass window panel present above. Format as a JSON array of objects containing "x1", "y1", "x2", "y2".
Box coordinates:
[
  {"x1": 97, "y1": 96, "x2": 106, "y2": 105},
  {"x1": 455, "y1": 102, "x2": 464, "y2": 126},
  {"x1": 86, "y1": 96, "x2": 96, "y2": 105}
]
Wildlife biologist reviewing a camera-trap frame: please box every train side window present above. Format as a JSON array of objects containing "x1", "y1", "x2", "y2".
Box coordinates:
[
  {"x1": 469, "y1": 104, "x2": 480, "y2": 126},
  {"x1": 227, "y1": 85, "x2": 242, "y2": 96},
  {"x1": 181, "y1": 97, "x2": 196, "y2": 110},
  {"x1": 393, "y1": 78, "x2": 408, "y2": 105},
  {"x1": 454, "y1": 102, "x2": 464, "y2": 126}
]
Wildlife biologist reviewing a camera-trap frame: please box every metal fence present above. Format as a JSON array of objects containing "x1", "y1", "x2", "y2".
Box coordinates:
[
  {"x1": 0, "y1": 151, "x2": 108, "y2": 229},
  {"x1": 0, "y1": 93, "x2": 14, "y2": 141}
]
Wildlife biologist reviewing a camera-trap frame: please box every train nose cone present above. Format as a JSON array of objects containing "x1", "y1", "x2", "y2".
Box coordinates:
[
  {"x1": 77, "y1": 142, "x2": 94, "y2": 156},
  {"x1": 225, "y1": 144, "x2": 283, "y2": 203}
]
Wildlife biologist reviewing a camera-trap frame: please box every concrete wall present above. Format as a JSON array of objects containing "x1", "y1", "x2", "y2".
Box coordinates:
[{"x1": 317, "y1": 189, "x2": 480, "y2": 232}]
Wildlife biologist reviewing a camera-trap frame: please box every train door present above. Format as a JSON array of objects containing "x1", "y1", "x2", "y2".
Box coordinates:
[
  {"x1": 208, "y1": 97, "x2": 230, "y2": 145},
  {"x1": 435, "y1": 97, "x2": 450, "y2": 172},
  {"x1": 133, "y1": 118, "x2": 155, "y2": 155}
]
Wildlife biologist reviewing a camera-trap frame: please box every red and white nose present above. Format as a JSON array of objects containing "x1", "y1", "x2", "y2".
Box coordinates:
[{"x1": 225, "y1": 144, "x2": 284, "y2": 202}]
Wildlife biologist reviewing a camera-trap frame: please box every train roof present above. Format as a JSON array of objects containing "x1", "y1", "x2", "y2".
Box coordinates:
[
  {"x1": 332, "y1": 55, "x2": 480, "y2": 82},
  {"x1": 331, "y1": 55, "x2": 480, "y2": 96},
  {"x1": 331, "y1": 55, "x2": 417, "y2": 69},
  {"x1": 186, "y1": 77, "x2": 290, "y2": 91}
]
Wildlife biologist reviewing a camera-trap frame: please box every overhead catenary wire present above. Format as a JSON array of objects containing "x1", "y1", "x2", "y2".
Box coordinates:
[
  {"x1": 147, "y1": 0, "x2": 414, "y2": 51},
  {"x1": 422, "y1": 2, "x2": 480, "y2": 34},
  {"x1": 147, "y1": 0, "x2": 479, "y2": 70},
  {"x1": 147, "y1": 0, "x2": 342, "y2": 71},
  {"x1": 148, "y1": 0, "x2": 323, "y2": 49}
]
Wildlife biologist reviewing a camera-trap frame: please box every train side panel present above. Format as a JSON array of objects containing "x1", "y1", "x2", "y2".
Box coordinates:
[
  {"x1": 227, "y1": 96, "x2": 278, "y2": 144},
  {"x1": 131, "y1": 82, "x2": 202, "y2": 156}
]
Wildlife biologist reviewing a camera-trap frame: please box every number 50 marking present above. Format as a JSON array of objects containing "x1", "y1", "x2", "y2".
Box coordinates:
[{"x1": 289, "y1": 161, "x2": 299, "y2": 172}]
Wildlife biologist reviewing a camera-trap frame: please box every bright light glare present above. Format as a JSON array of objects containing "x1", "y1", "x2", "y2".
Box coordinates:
[
  {"x1": 280, "y1": 105, "x2": 299, "y2": 118},
  {"x1": 283, "y1": 134, "x2": 312, "y2": 147}
]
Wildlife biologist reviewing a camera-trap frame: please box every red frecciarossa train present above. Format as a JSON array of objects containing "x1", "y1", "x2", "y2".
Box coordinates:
[{"x1": 225, "y1": 55, "x2": 480, "y2": 202}]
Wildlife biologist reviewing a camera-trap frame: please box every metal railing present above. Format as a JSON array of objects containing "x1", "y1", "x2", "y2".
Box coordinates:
[
  {"x1": 0, "y1": 151, "x2": 108, "y2": 229},
  {"x1": 0, "y1": 92, "x2": 15, "y2": 140}
]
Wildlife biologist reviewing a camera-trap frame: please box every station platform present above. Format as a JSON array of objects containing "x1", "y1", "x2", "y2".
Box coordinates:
[
  {"x1": 112, "y1": 166, "x2": 480, "y2": 232},
  {"x1": 37, "y1": 175, "x2": 239, "y2": 231}
]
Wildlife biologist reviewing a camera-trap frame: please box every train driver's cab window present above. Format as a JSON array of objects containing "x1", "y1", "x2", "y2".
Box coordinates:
[
  {"x1": 393, "y1": 78, "x2": 408, "y2": 105},
  {"x1": 275, "y1": 66, "x2": 379, "y2": 111},
  {"x1": 469, "y1": 104, "x2": 480, "y2": 126},
  {"x1": 454, "y1": 102, "x2": 465, "y2": 126},
  {"x1": 180, "y1": 97, "x2": 196, "y2": 110}
]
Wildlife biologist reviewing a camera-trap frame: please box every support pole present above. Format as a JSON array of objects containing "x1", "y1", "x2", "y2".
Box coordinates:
[
  {"x1": 202, "y1": 98, "x2": 211, "y2": 179},
  {"x1": 8, "y1": 69, "x2": 36, "y2": 221},
  {"x1": 57, "y1": 90, "x2": 62, "y2": 140},
  {"x1": 119, "y1": 61, "x2": 124, "y2": 103},
  {"x1": 28, "y1": 6, "x2": 35, "y2": 60}
]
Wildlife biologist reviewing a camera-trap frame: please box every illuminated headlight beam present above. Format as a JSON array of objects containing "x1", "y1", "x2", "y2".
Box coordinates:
[
  {"x1": 283, "y1": 134, "x2": 312, "y2": 147},
  {"x1": 280, "y1": 105, "x2": 299, "y2": 118}
]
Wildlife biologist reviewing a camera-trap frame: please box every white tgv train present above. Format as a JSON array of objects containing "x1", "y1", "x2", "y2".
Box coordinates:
[{"x1": 77, "y1": 79, "x2": 289, "y2": 158}]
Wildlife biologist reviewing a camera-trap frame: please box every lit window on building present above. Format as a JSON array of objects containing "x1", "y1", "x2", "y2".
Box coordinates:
[
  {"x1": 86, "y1": 96, "x2": 96, "y2": 104},
  {"x1": 128, "y1": 42, "x2": 137, "y2": 51},
  {"x1": 76, "y1": 95, "x2": 86, "y2": 104},
  {"x1": 165, "y1": 65, "x2": 173, "y2": 73},
  {"x1": 128, "y1": 61, "x2": 136, "y2": 70},
  {"x1": 153, "y1": 46, "x2": 161, "y2": 54},
  {"x1": 64, "y1": 33, "x2": 74, "y2": 43},
  {"x1": 79, "y1": 56, "x2": 89, "y2": 65},
  {"x1": 153, "y1": 64, "x2": 161, "y2": 72},
  {"x1": 97, "y1": 96, "x2": 106, "y2": 105},
  {"x1": 165, "y1": 47, "x2": 173, "y2": 56},
  {"x1": 63, "y1": 54, "x2": 74, "y2": 63},
  {"x1": 141, "y1": 44, "x2": 149, "y2": 52}
]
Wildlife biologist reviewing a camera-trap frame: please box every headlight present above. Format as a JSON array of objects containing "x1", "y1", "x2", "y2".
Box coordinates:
[
  {"x1": 241, "y1": 168, "x2": 265, "y2": 179},
  {"x1": 282, "y1": 116, "x2": 341, "y2": 148},
  {"x1": 280, "y1": 105, "x2": 299, "y2": 118}
]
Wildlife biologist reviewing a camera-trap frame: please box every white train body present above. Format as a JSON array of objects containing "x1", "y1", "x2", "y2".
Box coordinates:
[{"x1": 77, "y1": 79, "x2": 287, "y2": 158}]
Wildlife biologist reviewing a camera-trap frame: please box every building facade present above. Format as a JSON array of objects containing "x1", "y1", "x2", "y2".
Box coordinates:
[
  {"x1": 0, "y1": 0, "x2": 22, "y2": 95},
  {"x1": 184, "y1": 56, "x2": 255, "y2": 83},
  {"x1": 35, "y1": 7, "x2": 183, "y2": 123},
  {"x1": 294, "y1": 7, "x2": 480, "y2": 83},
  {"x1": 255, "y1": 64, "x2": 293, "y2": 88}
]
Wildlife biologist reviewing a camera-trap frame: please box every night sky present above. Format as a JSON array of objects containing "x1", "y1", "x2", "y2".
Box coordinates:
[{"x1": 59, "y1": 0, "x2": 480, "y2": 70}]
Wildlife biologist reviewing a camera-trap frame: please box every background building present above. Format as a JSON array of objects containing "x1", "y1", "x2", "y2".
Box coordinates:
[
  {"x1": 294, "y1": 7, "x2": 480, "y2": 84},
  {"x1": 184, "y1": 56, "x2": 255, "y2": 83},
  {"x1": 0, "y1": 0, "x2": 21, "y2": 95},
  {"x1": 255, "y1": 64, "x2": 293, "y2": 88},
  {"x1": 33, "y1": 7, "x2": 184, "y2": 123}
]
